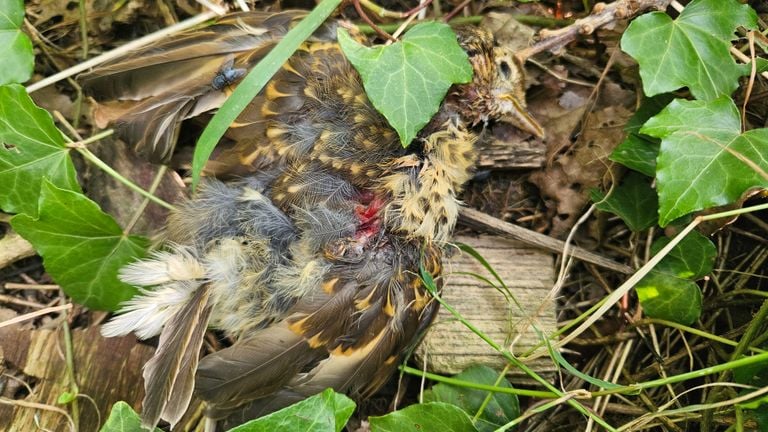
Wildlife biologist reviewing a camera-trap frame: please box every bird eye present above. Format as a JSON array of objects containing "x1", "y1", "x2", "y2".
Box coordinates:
[{"x1": 499, "y1": 61, "x2": 511, "y2": 79}]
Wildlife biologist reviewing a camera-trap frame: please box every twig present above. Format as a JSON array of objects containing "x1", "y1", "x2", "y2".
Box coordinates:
[
  {"x1": 77, "y1": 0, "x2": 88, "y2": 59},
  {"x1": 0, "y1": 304, "x2": 72, "y2": 329},
  {"x1": 459, "y1": 207, "x2": 633, "y2": 274},
  {"x1": 0, "y1": 397, "x2": 76, "y2": 432},
  {"x1": 443, "y1": 0, "x2": 471, "y2": 22},
  {"x1": 352, "y1": 0, "x2": 396, "y2": 41},
  {"x1": 195, "y1": 0, "x2": 227, "y2": 15},
  {"x1": 358, "y1": 0, "x2": 432, "y2": 19},
  {"x1": 4, "y1": 283, "x2": 60, "y2": 290},
  {"x1": 516, "y1": 0, "x2": 672, "y2": 61},
  {"x1": 0, "y1": 294, "x2": 47, "y2": 309}
]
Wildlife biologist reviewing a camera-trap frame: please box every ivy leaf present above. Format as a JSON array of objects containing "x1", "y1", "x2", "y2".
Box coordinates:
[
  {"x1": 100, "y1": 401, "x2": 163, "y2": 432},
  {"x1": 0, "y1": 84, "x2": 80, "y2": 216},
  {"x1": 636, "y1": 231, "x2": 715, "y2": 325},
  {"x1": 11, "y1": 180, "x2": 149, "y2": 311},
  {"x1": 610, "y1": 94, "x2": 674, "y2": 177},
  {"x1": 0, "y1": 0, "x2": 34, "y2": 84},
  {"x1": 636, "y1": 271, "x2": 702, "y2": 325},
  {"x1": 640, "y1": 97, "x2": 768, "y2": 226},
  {"x1": 621, "y1": 0, "x2": 756, "y2": 101},
  {"x1": 369, "y1": 402, "x2": 476, "y2": 432},
  {"x1": 423, "y1": 365, "x2": 519, "y2": 432},
  {"x1": 650, "y1": 231, "x2": 717, "y2": 280},
  {"x1": 229, "y1": 388, "x2": 355, "y2": 432},
  {"x1": 338, "y1": 22, "x2": 473, "y2": 147},
  {"x1": 591, "y1": 172, "x2": 658, "y2": 232}
]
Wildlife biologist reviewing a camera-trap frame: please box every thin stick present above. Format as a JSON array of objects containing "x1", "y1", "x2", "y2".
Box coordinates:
[
  {"x1": 0, "y1": 294, "x2": 47, "y2": 309},
  {"x1": 4, "y1": 283, "x2": 61, "y2": 290},
  {"x1": 0, "y1": 304, "x2": 72, "y2": 329}
]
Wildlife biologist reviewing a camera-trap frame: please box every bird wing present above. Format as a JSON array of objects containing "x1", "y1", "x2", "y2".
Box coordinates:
[
  {"x1": 79, "y1": 11, "x2": 338, "y2": 163},
  {"x1": 194, "y1": 239, "x2": 441, "y2": 424}
]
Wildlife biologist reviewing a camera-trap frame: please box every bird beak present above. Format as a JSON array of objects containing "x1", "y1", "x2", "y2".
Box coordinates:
[{"x1": 498, "y1": 93, "x2": 545, "y2": 138}]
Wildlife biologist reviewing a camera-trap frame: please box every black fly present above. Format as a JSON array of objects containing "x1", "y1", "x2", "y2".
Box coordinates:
[{"x1": 212, "y1": 58, "x2": 247, "y2": 90}]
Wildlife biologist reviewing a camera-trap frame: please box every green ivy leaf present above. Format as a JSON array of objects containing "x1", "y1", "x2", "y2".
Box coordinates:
[
  {"x1": 423, "y1": 365, "x2": 519, "y2": 432},
  {"x1": 338, "y1": 22, "x2": 473, "y2": 147},
  {"x1": 636, "y1": 271, "x2": 702, "y2": 325},
  {"x1": 610, "y1": 94, "x2": 674, "y2": 176},
  {"x1": 100, "y1": 401, "x2": 163, "y2": 432},
  {"x1": 640, "y1": 97, "x2": 768, "y2": 226},
  {"x1": 0, "y1": 84, "x2": 80, "y2": 216},
  {"x1": 650, "y1": 231, "x2": 717, "y2": 280},
  {"x1": 636, "y1": 231, "x2": 715, "y2": 325},
  {"x1": 591, "y1": 172, "x2": 658, "y2": 232},
  {"x1": 11, "y1": 180, "x2": 149, "y2": 311},
  {"x1": 229, "y1": 388, "x2": 355, "y2": 432},
  {"x1": 621, "y1": 0, "x2": 756, "y2": 101},
  {"x1": 369, "y1": 402, "x2": 476, "y2": 432},
  {"x1": 0, "y1": 0, "x2": 34, "y2": 84}
]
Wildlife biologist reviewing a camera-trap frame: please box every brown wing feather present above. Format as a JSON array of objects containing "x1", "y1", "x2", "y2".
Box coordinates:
[
  {"x1": 196, "y1": 238, "x2": 441, "y2": 427},
  {"x1": 141, "y1": 284, "x2": 213, "y2": 430}
]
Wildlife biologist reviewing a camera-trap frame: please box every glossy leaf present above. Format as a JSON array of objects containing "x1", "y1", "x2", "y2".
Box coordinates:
[
  {"x1": 621, "y1": 0, "x2": 756, "y2": 100},
  {"x1": 592, "y1": 172, "x2": 658, "y2": 232},
  {"x1": 423, "y1": 365, "x2": 519, "y2": 432},
  {"x1": 610, "y1": 94, "x2": 674, "y2": 176},
  {"x1": 229, "y1": 388, "x2": 355, "y2": 432},
  {"x1": 641, "y1": 97, "x2": 768, "y2": 226},
  {"x1": 11, "y1": 181, "x2": 149, "y2": 311},
  {"x1": 100, "y1": 401, "x2": 163, "y2": 432},
  {"x1": 636, "y1": 231, "x2": 715, "y2": 325},
  {"x1": 0, "y1": 0, "x2": 34, "y2": 84},
  {"x1": 0, "y1": 84, "x2": 80, "y2": 215},
  {"x1": 650, "y1": 231, "x2": 717, "y2": 280},
  {"x1": 636, "y1": 271, "x2": 702, "y2": 325},
  {"x1": 338, "y1": 22, "x2": 473, "y2": 146},
  {"x1": 369, "y1": 402, "x2": 476, "y2": 432}
]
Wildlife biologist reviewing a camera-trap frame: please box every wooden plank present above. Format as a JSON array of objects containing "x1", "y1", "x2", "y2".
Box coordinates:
[
  {"x1": 0, "y1": 326, "x2": 154, "y2": 431},
  {"x1": 415, "y1": 234, "x2": 558, "y2": 384}
]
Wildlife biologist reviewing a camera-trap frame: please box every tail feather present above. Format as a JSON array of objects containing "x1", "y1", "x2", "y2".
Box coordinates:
[{"x1": 142, "y1": 284, "x2": 213, "y2": 430}]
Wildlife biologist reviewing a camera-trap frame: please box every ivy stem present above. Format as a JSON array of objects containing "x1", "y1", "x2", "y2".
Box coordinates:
[
  {"x1": 62, "y1": 319, "x2": 80, "y2": 431},
  {"x1": 74, "y1": 146, "x2": 175, "y2": 211},
  {"x1": 399, "y1": 365, "x2": 557, "y2": 398},
  {"x1": 426, "y1": 287, "x2": 618, "y2": 431},
  {"x1": 54, "y1": 113, "x2": 176, "y2": 212}
]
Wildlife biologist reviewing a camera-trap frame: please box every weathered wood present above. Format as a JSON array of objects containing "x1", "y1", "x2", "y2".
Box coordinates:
[
  {"x1": 0, "y1": 325, "x2": 154, "y2": 432},
  {"x1": 459, "y1": 207, "x2": 633, "y2": 274},
  {"x1": 0, "y1": 231, "x2": 35, "y2": 269},
  {"x1": 476, "y1": 137, "x2": 546, "y2": 169},
  {"x1": 415, "y1": 235, "x2": 558, "y2": 384}
]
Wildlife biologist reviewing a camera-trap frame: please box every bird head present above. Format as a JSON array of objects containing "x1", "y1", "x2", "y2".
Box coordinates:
[{"x1": 451, "y1": 27, "x2": 544, "y2": 138}]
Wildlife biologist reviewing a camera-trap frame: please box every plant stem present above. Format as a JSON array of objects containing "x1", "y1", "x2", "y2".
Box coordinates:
[
  {"x1": 431, "y1": 292, "x2": 618, "y2": 431},
  {"x1": 400, "y1": 365, "x2": 556, "y2": 398},
  {"x1": 72, "y1": 144, "x2": 175, "y2": 211},
  {"x1": 62, "y1": 320, "x2": 80, "y2": 431}
]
